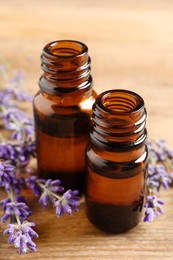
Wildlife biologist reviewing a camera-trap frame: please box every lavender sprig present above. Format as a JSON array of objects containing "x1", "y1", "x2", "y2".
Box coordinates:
[
  {"x1": 55, "y1": 189, "x2": 80, "y2": 216},
  {"x1": 0, "y1": 139, "x2": 36, "y2": 168},
  {"x1": 144, "y1": 140, "x2": 173, "y2": 222},
  {"x1": 1, "y1": 186, "x2": 38, "y2": 254},
  {"x1": 1, "y1": 201, "x2": 30, "y2": 223},
  {"x1": 4, "y1": 221, "x2": 38, "y2": 255},
  {"x1": 147, "y1": 164, "x2": 172, "y2": 192},
  {"x1": 1, "y1": 108, "x2": 34, "y2": 141},
  {"x1": 0, "y1": 160, "x2": 20, "y2": 193},
  {"x1": 0, "y1": 63, "x2": 79, "y2": 256},
  {"x1": 144, "y1": 195, "x2": 164, "y2": 222},
  {"x1": 26, "y1": 177, "x2": 80, "y2": 217},
  {"x1": 0, "y1": 158, "x2": 37, "y2": 254}
]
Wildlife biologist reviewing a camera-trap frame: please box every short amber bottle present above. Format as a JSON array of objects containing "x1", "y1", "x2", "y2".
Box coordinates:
[
  {"x1": 85, "y1": 89, "x2": 148, "y2": 233},
  {"x1": 33, "y1": 40, "x2": 96, "y2": 194}
]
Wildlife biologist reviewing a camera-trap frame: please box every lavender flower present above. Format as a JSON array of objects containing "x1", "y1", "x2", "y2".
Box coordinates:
[
  {"x1": 38, "y1": 179, "x2": 64, "y2": 207},
  {"x1": 0, "y1": 161, "x2": 16, "y2": 192},
  {"x1": 0, "y1": 196, "x2": 25, "y2": 211},
  {"x1": 0, "y1": 139, "x2": 36, "y2": 168},
  {"x1": 0, "y1": 197, "x2": 11, "y2": 211},
  {"x1": 2, "y1": 109, "x2": 34, "y2": 141},
  {"x1": 17, "y1": 139, "x2": 36, "y2": 166},
  {"x1": 55, "y1": 190, "x2": 80, "y2": 217},
  {"x1": 4, "y1": 221, "x2": 38, "y2": 254},
  {"x1": 1, "y1": 202, "x2": 30, "y2": 223},
  {"x1": 144, "y1": 139, "x2": 173, "y2": 223},
  {"x1": 27, "y1": 177, "x2": 80, "y2": 216},
  {"x1": 144, "y1": 195, "x2": 164, "y2": 222},
  {"x1": 0, "y1": 142, "x2": 16, "y2": 161},
  {"x1": 0, "y1": 161, "x2": 21, "y2": 195},
  {"x1": 0, "y1": 63, "x2": 38, "y2": 255},
  {"x1": 148, "y1": 164, "x2": 172, "y2": 192},
  {"x1": 26, "y1": 176, "x2": 43, "y2": 196},
  {"x1": 1, "y1": 184, "x2": 37, "y2": 254}
]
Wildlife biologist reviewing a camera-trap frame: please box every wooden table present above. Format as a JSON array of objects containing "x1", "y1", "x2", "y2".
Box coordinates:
[{"x1": 0, "y1": 1, "x2": 173, "y2": 259}]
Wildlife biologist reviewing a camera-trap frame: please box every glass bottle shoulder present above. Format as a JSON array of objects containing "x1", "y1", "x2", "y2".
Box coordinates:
[
  {"x1": 33, "y1": 90, "x2": 96, "y2": 117},
  {"x1": 86, "y1": 143, "x2": 148, "y2": 178}
]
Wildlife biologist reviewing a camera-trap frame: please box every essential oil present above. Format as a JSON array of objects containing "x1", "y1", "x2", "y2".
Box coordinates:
[
  {"x1": 33, "y1": 40, "x2": 96, "y2": 194},
  {"x1": 85, "y1": 89, "x2": 148, "y2": 233}
]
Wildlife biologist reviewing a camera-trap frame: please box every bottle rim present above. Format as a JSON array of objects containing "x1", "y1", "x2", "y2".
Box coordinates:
[
  {"x1": 43, "y1": 40, "x2": 88, "y2": 58},
  {"x1": 96, "y1": 89, "x2": 145, "y2": 116}
]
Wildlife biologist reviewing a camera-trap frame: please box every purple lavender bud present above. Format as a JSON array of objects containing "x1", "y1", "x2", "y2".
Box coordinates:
[
  {"x1": 38, "y1": 179, "x2": 64, "y2": 208},
  {"x1": 14, "y1": 233, "x2": 30, "y2": 254},
  {"x1": 38, "y1": 179, "x2": 46, "y2": 185},
  {"x1": 15, "y1": 139, "x2": 36, "y2": 166},
  {"x1": 55, "y1": 200, "x2": 64, "y2": 216},
  {"x1": 144, "y1": 207, "x2": 154, "y2": 222},
  {"x1": 148, "y1": 164, "x2": 172, "y2": 192},
  {"x1": 6, "y1": 203, "x2": 21, "y2": 216},
  {"x1": 148, "y1": 164, "x2": 155, "y2": 176},
  {"x1": 26, "y1": 176, "x2": 42, "y2": 196},
  {"x1": 1, "y1": 108, "x2": 34, "y2": 141},
  {"x1": 8, "y1": 231, "x2": 16, "y2": 244},
  {"x1": 15, "y1": 195, "x2": 26, "y2": 203},
  {"x1": 39, "y1": 193, "x2": 49, "y2": 208},
  {"x1": 61, "y1": 202, "x2": 72, "y2": 215},
  {"x1": 143, "y1": 194, "x2": 164, "y2": 222},
  {"x1": 55, "y1": 189, "x2": 80, "y2": 217},
  {"x1": 0, "y1": 161, "x2": 16, "y2": 191},
  {"x1": 0, "y1": 195, "x2": 26, "y2": 213},
  {"x1": 0, "y1": 197, "x2": 11, "y2": 211},
  {"x1": 26, "y1": 239, "x2": 37, "y2": 252},
  {"x1": 4, "y1": 224, "x2": 16, "y2": 243},
  {"x1": 4, "y1": 221, "x2": 38, "y2": 254},
  {"x1": 21, "y1": 222, "x2": 38, "y2": 238},
  {"x1": 1, "y1": 202, "x2": 30, "y2": 223},
  {"x1": 45, "y1": 179, "x2": 64, "y2": 193},
  {"x1": 1, "y1": 212, "x2": 11, "y2": 222},
  {"x1": 0, "y1": 143, "x2": 16, "y2": 161},
  {"x1": 157, "y1": 199, "x2": 164, "y2": 205}
]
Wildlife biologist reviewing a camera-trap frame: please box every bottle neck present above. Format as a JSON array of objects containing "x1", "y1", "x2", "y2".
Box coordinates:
[
  {"x1": 91, "y1": 90, "x2": 147, "y2": 151},
  {"x1": 39, "y1": 40, "x2": 92, "y2": 97}
]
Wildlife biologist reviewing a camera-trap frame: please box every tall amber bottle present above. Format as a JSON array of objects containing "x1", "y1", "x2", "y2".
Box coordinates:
[
  {"x1": 33, "y1": 40, "x2": 96, "y2": 194},
  {"x1": 85, "y1": 89, "x2": 148, "y2": 233}
]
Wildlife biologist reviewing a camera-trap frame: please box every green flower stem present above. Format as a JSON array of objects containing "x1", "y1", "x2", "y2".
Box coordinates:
[{"x1": 36, "y1": 181, "x2": 62, "y2": 201}]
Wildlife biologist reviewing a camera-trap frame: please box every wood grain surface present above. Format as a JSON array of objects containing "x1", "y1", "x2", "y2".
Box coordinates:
[{"x1": 0, "y1": 1, "x2": 173, "y2": 259}]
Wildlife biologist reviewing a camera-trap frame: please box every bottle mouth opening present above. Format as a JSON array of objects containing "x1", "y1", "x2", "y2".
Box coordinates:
[
  {"x1": 99, "y1": 89, "x2": 144, "y2": 115},
  {"x1": 43, "y1": 40, "x2": 88, "y2": 58}
]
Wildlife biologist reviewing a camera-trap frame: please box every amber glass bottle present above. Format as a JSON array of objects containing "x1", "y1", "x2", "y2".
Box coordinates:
[
  {"x1": 85, "y1": 89, "x2": 148, "y2": 233},
  {"x1": 33, "y1": 40, "x2": 96, "y2": 194}
]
